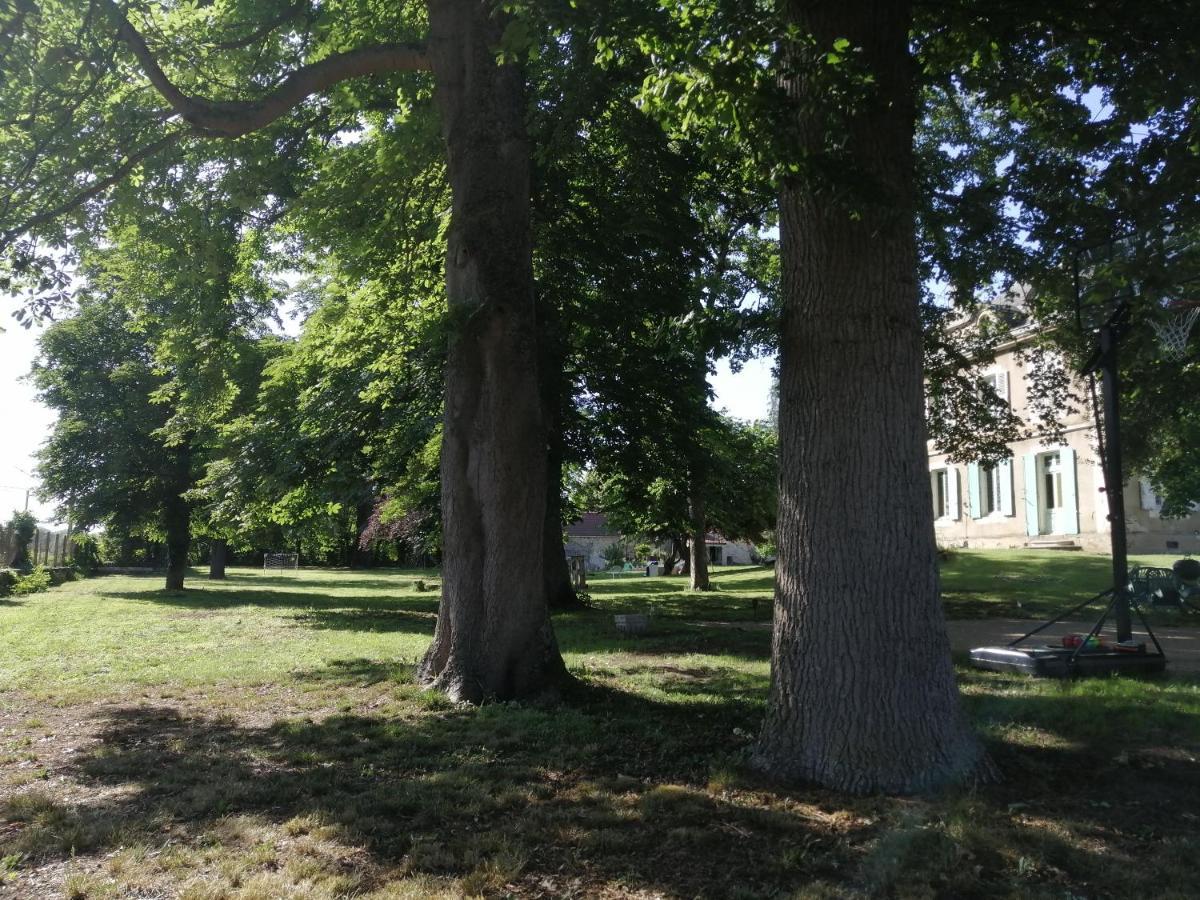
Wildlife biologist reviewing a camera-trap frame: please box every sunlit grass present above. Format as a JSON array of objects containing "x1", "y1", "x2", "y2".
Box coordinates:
[{"x1": 1, "y1": 562, "x2": 1199, "y2": 898}]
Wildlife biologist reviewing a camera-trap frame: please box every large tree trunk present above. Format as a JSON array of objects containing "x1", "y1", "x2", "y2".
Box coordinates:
[
  {"x1": 417, "y1": 0, "x2": 566, "y2": 701},
  {"x1": 688, "y1": 490, "x2": 710, "y2": 591},
  {"x1": 163, "y1": 445, "x2": 192, "y2": 592},
  {"x1": 751, "y1": 0, "x2": 989, "y2": 794},
  {"x1": 208, "y1": 539, "x2": 227, "y2": 580}
]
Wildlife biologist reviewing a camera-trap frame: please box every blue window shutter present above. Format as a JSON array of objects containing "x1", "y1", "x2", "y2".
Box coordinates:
[
  {"x1": 966, "y1": 463, "x2": 981, "y2": 519},
  {"x1": 999, "y1": 458, "x2": 1015, "y2": 516},
  {"x1": 947, "y1": 467, "x2": 960, "y2": 519},
  {"x1": 1023, "y1": 454, "x2": 1040, "y2": 536},
  {"x1": 1060, "y1": 447, "x2": 1080, "y2": 535}
]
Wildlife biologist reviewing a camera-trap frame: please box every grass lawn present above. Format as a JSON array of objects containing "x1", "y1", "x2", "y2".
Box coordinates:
[
  {"x1": 940, "y1": 549, "x2": 1195, "y2": 620},
  {"x1": 0, "y1": 558, "x2": 1198, "y2": 898}
]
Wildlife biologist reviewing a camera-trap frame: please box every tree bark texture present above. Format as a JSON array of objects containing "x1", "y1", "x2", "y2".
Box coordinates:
[
  {"x1": 209, "y1": 538, "x2": 227, "y2": 580},
  {"x1": 417, "y1": 0, "x2": 566, "y2": 701},
  {"x1": 688, "y1": 491, "x2": 710, "y2": 591},
  {"x1": 752, "y1": 0, "x2": 990, "y2": 794},
  {"x1": 162, "y1": 445, "x2": 192, "y2": 591}
]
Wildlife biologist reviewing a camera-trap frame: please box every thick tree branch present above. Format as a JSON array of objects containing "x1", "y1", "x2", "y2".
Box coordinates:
[{"x1": 108, "y1": 3, "x2": 429, "y2": 138}]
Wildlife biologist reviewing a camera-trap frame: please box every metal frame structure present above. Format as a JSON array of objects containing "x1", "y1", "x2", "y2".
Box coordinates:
[{"x1": 970, "y1": 225, "x2": 1196, "y2": 677}]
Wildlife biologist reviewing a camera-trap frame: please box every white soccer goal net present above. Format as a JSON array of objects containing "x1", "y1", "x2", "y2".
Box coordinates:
[{"x1": 264, "y1": 552, "x2": 300, "y2": 573}]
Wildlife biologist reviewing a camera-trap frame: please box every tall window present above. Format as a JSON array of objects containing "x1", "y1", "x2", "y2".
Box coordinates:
[
  {"x1": 1042, "y1": 452, "x2": 1063, "y2": 509},
  {"x1": 981, "y1": 464, "x2": 1002, "y2": 515},
  {"x1": 932, "y1": 469, "x2": 949, "y2": 519},
  {"x1": 979, "y1": 371, "x2": 1008, "y2": 408}
]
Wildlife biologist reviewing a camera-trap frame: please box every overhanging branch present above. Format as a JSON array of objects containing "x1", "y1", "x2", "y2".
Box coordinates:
[
  {"x1": 107, "y1": 2, "x2": 430, "y2": 138},
  {"x1": 1, "y1": 131, "x2": 183, "y2": 251}
]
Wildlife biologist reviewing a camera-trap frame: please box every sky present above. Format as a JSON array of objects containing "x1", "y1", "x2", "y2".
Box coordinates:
[
  {"x1": 2, "y1": 304, "x2": 774, "y2": 526},
  {"x1": 0, "y1": 315, "x2": 56, "y2": 523}
]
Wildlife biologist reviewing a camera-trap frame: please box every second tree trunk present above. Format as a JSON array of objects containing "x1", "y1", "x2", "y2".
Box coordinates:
[{"x1": 417, "y1": 0, "x2": 566, "y2": 701}]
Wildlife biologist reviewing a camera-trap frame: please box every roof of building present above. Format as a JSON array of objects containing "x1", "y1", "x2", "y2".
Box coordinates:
[
  {"x1": 566, "y1": 512, "x2": 619, "y2": 538},
  {"x1": 947, "y1": 284, "x2": 1037, "y2": 340}
]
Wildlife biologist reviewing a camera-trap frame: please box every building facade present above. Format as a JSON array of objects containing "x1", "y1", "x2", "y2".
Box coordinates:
[
  {"x1": 928, "y1": 308, "x2": 1200, "y2": 554},
  {"x1": 564, "y1": 512, "x2": 760, "y2": 571},
  {"x1": 564, "y1": 512, "x2": 630, "y2": 572}
]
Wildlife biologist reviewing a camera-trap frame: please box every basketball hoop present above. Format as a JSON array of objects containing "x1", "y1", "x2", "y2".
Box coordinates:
[{"x1": 1150, "y1": 301, "x2": 1200, "y2": 361}]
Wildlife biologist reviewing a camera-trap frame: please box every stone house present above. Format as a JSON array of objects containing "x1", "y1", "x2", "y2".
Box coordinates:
[
  {"x1": 564, "y1": 513, "x2": 630, "y2": 572},
  {"x1": 927, "y1": 301, "x2": 1200, "y2": 554},
  {"x1": 564, "y1": 512, "x2": 758, "y2": 571}
]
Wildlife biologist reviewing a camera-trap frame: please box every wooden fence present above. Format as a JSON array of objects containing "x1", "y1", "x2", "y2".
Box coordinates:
[{"x1": 0, "y1": 525, "x2": 72, "y2": 568}]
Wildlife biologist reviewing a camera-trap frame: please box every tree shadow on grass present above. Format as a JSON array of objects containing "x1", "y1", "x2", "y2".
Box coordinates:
[
  {"x1": 554, "y1": 614, "x2": 772, "y2": 662},
  {"x1": 105, "y1": 586, "x2": 440, "y2": 616},
  {"x1": 292, "y1": 607, "x2": 438, "y2": 635},
  {"x1": 2, "y1": 662, "x2": 1167, "y2": 898},
  {"x1": 216, "y1": 570, "x2": 439, "y2": 592},
  {"x1": 0, "y1": 680, "x2": 838, "y2": 897},
  {"x1": 102, "y1": 584, "x2": 770, "y2": 662}
]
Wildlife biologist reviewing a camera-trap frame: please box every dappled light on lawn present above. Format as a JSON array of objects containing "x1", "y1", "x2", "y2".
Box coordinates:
[{"x1": 2, "y1": 563, "x2": 1200, "y2": 897}]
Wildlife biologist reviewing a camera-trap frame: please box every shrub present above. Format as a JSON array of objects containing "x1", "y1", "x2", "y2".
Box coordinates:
[
  {"x1": 13, "y1": 566, "x2": 52, "y2": 596},
  {"x1": 601, "y1": 542, "x2": 627, "y2": 568},
  {"x1": 5, "y1": 510, "x2": 36, "y2": 571},
  {"x1": 70, "y1": 533, "x2": 102, "y2": 575},
  {"x1": 752, "y1": 531, "x2": 777, "y2": 563}
]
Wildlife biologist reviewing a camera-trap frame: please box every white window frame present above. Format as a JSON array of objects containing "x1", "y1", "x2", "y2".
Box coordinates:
[
  {"x1": 981, "y1": 463, "x2": 1002, "y2": 517},
  {"x1": 978, "y1": 368, "x2": 1010, "y2": 408},
  {"x1": 930, "y1": 466, "x2": 959, "y2": 524}
]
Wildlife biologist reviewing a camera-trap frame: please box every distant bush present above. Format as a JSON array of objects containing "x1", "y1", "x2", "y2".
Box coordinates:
[
  {"x1": 13, "y1": 566, "x2": 52, "y2": 596},
  {"x1": 71, "y1": 533, "x2": 102, "y2": 575},
  {"x1": 752, "y1": 532, "x2": 777, "y2": 564},
  {"x1": 6, "y1": 510, "x2": 36, "y2": 571},
  {"x1": 601, "y1": 542, "x2": 627, "y2": 568}
]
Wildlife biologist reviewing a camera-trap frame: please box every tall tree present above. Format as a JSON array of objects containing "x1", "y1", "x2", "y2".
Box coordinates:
[
  {"x1": 32, "y1": 292, "x2": 192, "y2": 588},
  {"x1": 614, "y1": 0, "x2": 1200, "y2": 790},
  {"x1": 0, "y1": 0, "x2": 565, "y2": 700},
  {"x1": 751, "y1": 0, "x2": 986, "y2": 792}
]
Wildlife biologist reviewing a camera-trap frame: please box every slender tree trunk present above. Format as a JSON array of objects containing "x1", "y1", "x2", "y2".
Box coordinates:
[
  {"x1": 662, "y1": 536, "x2": 680, "y2": 578},
  {"x1": 163, "y1": 445, "x2": 192, "y2": 591},
  {"x1": 350, "y1": 498, "x2": 374, "y2": 568},
  {"x1": 688, "y1": 490, "x2": 710, "y2": 590},
  {"x1": 417, "y1": 0, "x2": 566, "y2": 701},
  {"x1": 209, "y1": 539, "x2": 227, "y2": 580},
  {"x1": 752, "y1": 0, "x2": 990, "y2": 794},
  {"x1": 543, "y1": 453, "x2": 585, "y2": 610},
  {"x1": 537, "y1": 285, "x2": 584, "y2": 612}
]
